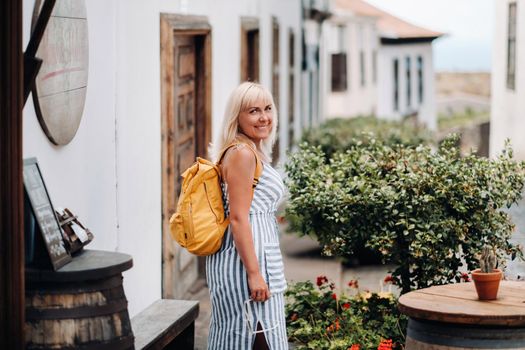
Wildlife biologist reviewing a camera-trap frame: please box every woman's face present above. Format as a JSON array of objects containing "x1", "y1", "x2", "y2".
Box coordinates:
[{"x1": 238, "y1": 100, "x2": 274, "y2": 143}]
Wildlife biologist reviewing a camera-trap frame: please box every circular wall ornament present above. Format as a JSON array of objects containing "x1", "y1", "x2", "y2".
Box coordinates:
[{"x1": 32, "y1": 0, "x2": 89, "y2": 145}]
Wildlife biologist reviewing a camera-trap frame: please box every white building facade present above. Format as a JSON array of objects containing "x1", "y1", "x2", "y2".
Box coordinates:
[
  {"x1": 22, "y1": 0, "x2": 306, "y2": 317},
  {"x1": 324, "y1": 12, "x2": 378, "y2": 117},
  {"x1": 377, "y1": 43, "x2": 437, "y2": 129},
  {"x1": 491, "y1": 0, "x2": 524, "y2": 160},
  {"x1": 323, "y1": 0, "x2": 441, "y2": 130}
]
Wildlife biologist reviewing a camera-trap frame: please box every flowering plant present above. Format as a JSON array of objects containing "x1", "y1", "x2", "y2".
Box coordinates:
[{"x1": 286, "y1": 276, "x2": 407, "y2": 349}]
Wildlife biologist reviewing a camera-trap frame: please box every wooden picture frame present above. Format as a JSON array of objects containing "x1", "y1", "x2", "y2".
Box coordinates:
[{"x1": 23, "y1": 158, "x2": 71, "y2": 270}]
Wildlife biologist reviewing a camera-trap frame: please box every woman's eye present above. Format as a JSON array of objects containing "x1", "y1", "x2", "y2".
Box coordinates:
[{"x1": 265, "y1": 106, "x2": 272, "y2": 111}]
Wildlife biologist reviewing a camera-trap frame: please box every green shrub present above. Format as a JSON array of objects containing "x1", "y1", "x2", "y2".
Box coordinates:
[
  {"x1": 285, "y1": 134, "x2": 525, "y2": 293},
  {"x1": 286, "y1": 277, "x2": 406, "y2": 349},
  {"x1": 301, "y1": 116, "x2": 432, "y2": 159}
]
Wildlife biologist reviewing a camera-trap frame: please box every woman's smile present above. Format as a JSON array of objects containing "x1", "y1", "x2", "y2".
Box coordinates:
[{"x1": 238, "y1": 101, "x2": 274, "y2": 142}]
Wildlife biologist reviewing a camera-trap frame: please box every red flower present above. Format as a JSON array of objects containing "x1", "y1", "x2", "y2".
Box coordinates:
[
  {"x1": 377, "y1": 339, "x2": 393, "y2": 350},
  {"x1": 348, "y1": 279, "x2": 359, "y2": 288},
  {"x1": 348, "y1": 345, "x2": 360, "y2": 350},
  {"x1": 316, "y1": 275, "x2": 329, "y2": 287},
  {"x1": 342, "y1": 302, "x2": 351, "y2": 309},
  {"x1": 461, "y1": 272, "x2": 471, "y2": 282},
  {"x1": 290, "y1": 313, "x2": 298, "y2": 321},
  {"x1": 331, "y1": 293, "x2": 337, "y2": 300},
  {"x1": 384, "y1": 275, "x2": 395, "y2": 284}
]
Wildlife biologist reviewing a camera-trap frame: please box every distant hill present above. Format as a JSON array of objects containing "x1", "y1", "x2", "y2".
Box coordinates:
[{"x1": 436, "y1": 72, "x2": 491, "y2": 97}]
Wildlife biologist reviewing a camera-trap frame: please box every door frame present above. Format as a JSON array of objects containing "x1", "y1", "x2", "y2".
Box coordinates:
[
  {"x1": 0, "y1": 0, "x2": 25, "y2": 346},
  {"x1": 271, "y1": 16, "x2": 280, "y2": 164},
  {"x1": 160, "y1": 13, "x2": 212, "y2": 298}
]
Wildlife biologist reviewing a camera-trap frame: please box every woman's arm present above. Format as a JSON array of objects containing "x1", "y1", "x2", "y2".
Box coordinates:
[{"x1": 222, "y1": 146, "x2": 270, "y2": 302}]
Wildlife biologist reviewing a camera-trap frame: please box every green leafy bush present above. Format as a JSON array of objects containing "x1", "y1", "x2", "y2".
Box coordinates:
[
  {"x1": 286, "y1": 276, "x2": 406, "y2": 349},
  {"x1": 301, "y1": 116, "x2": 432, "y2": 159},
  {"x1": 285, "y1": 134, "x2": 525, "y2": 293}
]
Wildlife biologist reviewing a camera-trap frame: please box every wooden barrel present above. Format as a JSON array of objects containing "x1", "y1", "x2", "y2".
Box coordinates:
[
  {"x1": 405, "y1": 318, "x2": 525, "y2": 349},
  {"x1": 25, "y1": 250, "x2": 134, "y2": 349},
  {"x1": 399, "y1": 281, "x2": 525, "y2": 350}
]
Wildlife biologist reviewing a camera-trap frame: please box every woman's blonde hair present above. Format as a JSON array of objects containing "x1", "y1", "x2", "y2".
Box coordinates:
[{"x1": 211, "y1": 82, "x2": 278, "y2": 163}]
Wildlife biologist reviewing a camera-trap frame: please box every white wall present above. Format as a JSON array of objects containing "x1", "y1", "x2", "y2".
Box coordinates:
[
  {"x1": 490, "y1": 0, "x2": 525, "y2": 160},
  {"x1": 377, "y1": 43, "x2": 437, "y2": 130},
  {"x1": 23, "y1": 0, "x2": 120, "y2": 253},
  {"x1": 23, "y1": 0, "x2": 302, "y2": 316}
]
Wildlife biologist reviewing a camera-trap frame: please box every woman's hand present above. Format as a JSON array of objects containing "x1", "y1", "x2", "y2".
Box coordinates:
[{"x1": 248, "y1": 273, "x2": 270, "y2": 302}]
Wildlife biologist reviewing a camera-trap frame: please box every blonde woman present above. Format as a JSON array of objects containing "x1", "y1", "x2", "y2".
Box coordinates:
[{"x1": 206, "y1": 82, "x2": 288, "y2": 350}]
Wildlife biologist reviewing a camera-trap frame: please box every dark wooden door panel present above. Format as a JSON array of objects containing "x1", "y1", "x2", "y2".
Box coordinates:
[
  {"x1": 172, "y1": 35, "x2": 198, "y2": 277},
  {"x1": 174, "y1": 36, "x2": 196, "y2": 197}
]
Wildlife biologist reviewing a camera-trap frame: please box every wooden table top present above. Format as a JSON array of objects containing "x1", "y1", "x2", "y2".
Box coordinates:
[
  {"x1": 398, "y1": 281, "x2": 525, "y2": 326},
  {"x1": 26, "y1": 249, "x2": 133, "y2": 282}
]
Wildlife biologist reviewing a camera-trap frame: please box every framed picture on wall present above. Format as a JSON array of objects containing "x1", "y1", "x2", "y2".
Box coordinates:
[{"x1": 23, "y1": 158, "x2": 71, "y2": 270}]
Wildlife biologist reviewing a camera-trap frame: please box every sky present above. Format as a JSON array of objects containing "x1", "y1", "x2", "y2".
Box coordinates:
[{"x1": 365, "y1": 0, "x2": 493, "y2": 72}]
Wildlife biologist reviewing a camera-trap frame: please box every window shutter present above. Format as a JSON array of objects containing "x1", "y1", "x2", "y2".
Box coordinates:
[{"x1": 331, "y1": 53, "x2": 347, "y2": 92}]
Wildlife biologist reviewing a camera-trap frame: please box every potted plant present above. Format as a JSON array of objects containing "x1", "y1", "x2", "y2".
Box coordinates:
[{"x1": 471, "y1": 245, "x2": 503, "y2": 300}]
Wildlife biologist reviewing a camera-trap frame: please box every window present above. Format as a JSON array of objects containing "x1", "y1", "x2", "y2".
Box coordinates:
[
  {"x1": 507, "y1": 2, "x2": 517, "y2": 90},
  {"x1": 331, "y1": 25, "x2": 347, "y2": 92},
  {"x1": 372, "y1": 50, "x2": 377, "y2": 84},
  {"x1": 240, "y1": 18, "x2": 260, "y2": 82},
  {"x1": 331, "y1": 53, "x2": 347, "y2": 91},
  {"x1": 417, "y1": 56, "x2": 423, "y2": 104},
  {"x1": 393, "y1": 59, "x2": 399, "y2": 111},
  {"x1": 360, "y1": 51, "x2": 366, "y2": 87},
  {"x1": 406, "y1": 56, "x2": 411, "y2": 108},
  {"x1": 358, "y1": 25, "x2": 365, "y2": 87}
]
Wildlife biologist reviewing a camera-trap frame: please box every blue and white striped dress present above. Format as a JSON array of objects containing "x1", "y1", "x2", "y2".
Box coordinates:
[{"x1": 206, "y1": 161, "x2": 288, "y2": 350}]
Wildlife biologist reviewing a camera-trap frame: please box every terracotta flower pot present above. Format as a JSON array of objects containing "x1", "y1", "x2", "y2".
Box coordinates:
[{"x1": 471, "y1": 268, "x2": 503, "y2": 300}]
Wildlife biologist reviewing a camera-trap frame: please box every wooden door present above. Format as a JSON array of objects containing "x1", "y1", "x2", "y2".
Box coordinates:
[
  {"x1": 174, "y1": 35, "x2": 198, "y2": 286},
  {"x1": 161, "y1": 14, "x2": 212, "y2": 299},
  {"x1": 271, "y1": 17, "x2": 280, "y2": 164}
]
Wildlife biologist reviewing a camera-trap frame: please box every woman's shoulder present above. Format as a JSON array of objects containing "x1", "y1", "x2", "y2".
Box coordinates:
[
  {"x1": 224, "y1": 142, "x2": 255, "y2": 159},
  {"x1": 221, "y1": 143, "x2": 257, "y2": 171}
]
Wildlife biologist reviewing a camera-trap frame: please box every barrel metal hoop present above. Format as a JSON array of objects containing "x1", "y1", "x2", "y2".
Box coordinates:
[
  {"x1": 26, "y1": 299, "x2": 129, "y2": 320},
  {"x1": 26, "y1": 275, "x2": 123, "y2": 295},
  {"x1": 27, "y1": 335, "x2": 135, "y2": 350},
  {"x1": 408, "y1": 318, "x2": 525, "y2": 349}
]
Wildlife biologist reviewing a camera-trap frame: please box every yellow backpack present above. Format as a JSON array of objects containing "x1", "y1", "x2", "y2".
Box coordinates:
[{"x1": 169, "y1": 143, "x2": 262, "y2": 256}]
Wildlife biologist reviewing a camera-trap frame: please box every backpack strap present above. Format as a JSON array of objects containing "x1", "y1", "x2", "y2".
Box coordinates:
[{"x1": 218, "y1": 142, "x2": 263, "y2": 190}]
